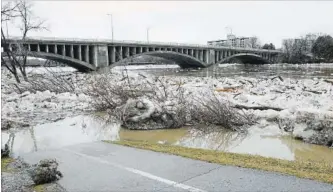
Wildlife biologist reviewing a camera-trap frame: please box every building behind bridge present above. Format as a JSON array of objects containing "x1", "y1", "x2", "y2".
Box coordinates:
[{"x1": 207, "y1": 34, "x2": 257, "y2": 48}]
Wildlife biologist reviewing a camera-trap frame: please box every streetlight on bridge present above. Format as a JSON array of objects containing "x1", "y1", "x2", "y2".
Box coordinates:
[
  {"x1": 147, "y1": 27, "x2": 150, "y2": 43},
  {"x1": 107, "y1": 13, "x2": 114, "y2": 42}
]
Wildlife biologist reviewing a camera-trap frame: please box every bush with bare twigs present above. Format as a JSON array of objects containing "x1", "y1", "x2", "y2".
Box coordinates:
[
  {"x1": 85, "y1": 68, "x2": 255, "y2": 131},
  {"x1": 85, "y1": 68, "x2": 191, "y2": 129},
  {"x1": 5, "y1": 64, "x2": 86, "y2": 94},
  {"x1": 189, "y1": 92, "x2": 256, "y2": 132}
]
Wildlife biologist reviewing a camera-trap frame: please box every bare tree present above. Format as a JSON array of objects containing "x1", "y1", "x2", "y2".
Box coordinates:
[
  {"x1": 281, "y1": 39, "x2": 294, "y2": 62},
  {"x1": 1, "y1": 1, "x2": 19, "y2": 21},
  {"x1": 1, "y1": 1, "x2": 21, "y2": 82},
  {"x1": 281, "y1": 33, "x2": 318, "y2": 63},
  {"x1": 1, "y1": 0, "x2": 47, "y2": 83},
  {"x1": 247, "y1": 36, "x2": 261, "y2": 49},
  {"x1": 16, "y1": 0, "x2": 47, "y2": 80}
]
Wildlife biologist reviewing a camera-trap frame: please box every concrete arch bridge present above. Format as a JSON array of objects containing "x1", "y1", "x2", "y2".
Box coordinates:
[{"x1": 2, "y1": 37, "x2": 281, "y2": 72}]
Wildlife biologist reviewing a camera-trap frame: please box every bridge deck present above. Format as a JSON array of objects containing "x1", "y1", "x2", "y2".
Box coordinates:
[{"x1": 4, "y1": 36, "x2": 281, "y2": 53}]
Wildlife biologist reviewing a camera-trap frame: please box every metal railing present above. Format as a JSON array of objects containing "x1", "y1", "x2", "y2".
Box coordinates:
[{"x1": 6, "y1": 36, "x2": 281, "y2": 53}]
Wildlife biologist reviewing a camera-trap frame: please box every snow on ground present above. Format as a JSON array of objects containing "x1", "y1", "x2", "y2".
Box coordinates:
[
  {"x1": 1, "y1": 89, "x2": 92, "y2": 125},
  {"x1": 162, "y1": 74, "x2": 333, "y2": 122},
  {"x1": 24, "y1": 67, "x2": 77, "y2": 74}
]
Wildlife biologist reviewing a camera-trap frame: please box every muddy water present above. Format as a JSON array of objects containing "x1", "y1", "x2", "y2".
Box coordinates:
[{"x1": 2, "y1": 115, "x2": 332, "y2": 163}]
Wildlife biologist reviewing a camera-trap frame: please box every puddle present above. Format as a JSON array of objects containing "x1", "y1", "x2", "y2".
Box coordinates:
[
  {"x1": 1, "y1": 115, "x2": 120, "y2": 156},
  {"x1": 2, "y1": 115, "x2": 333, "y2": 164}
]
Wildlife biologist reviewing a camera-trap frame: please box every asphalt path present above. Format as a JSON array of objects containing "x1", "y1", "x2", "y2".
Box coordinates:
[{"x1": 21, "y1": 142, "x2": 333, "y2": 192}]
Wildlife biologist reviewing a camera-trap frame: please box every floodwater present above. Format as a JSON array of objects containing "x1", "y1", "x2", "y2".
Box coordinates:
[
  {"x1": 2, "y1": 63, "x2": 333, "y2": 164},
  {"x1": 115, "y1": 63, "x2": 333, "y2": 79},
  {"x1": 2, "y1": 115, "x2": 333, "y2": 164}
]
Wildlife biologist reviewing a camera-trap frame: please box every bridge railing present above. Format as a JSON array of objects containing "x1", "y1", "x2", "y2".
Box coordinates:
[{"x1": 6, "y1": 36, "x2": 281, "y2": 53}]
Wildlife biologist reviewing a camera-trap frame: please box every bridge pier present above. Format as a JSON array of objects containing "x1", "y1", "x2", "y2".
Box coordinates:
[
  {"x1": 119, "y1": 46, "x2": 123, "y2": 60},
  {"x1": 95, "y1": 45, "x2": 108, "y2": 67},
  {"x1": 78, "y1": 45, "x2": 82, "y2": 60},
  {"x1": 125, "y1": 47, "x2": 130, "y2": 58},
  {"x1": 200, "y1": 50, "x2": 203, "y2": 61},
  {"x1": 109, "y1": 46, "x2": 115, "y2": 64},
  {"x1": 208, "y1": 49, "x2": 215, "y2": 64},
  {"x1": 54, "y1": 44, "x2": 57, "y2": 54},
  {"x1": 61, "y1": 45, "x2": 65, "y2": 56},
  {"x1": 84, "y1": 46, "x2": 89, "y2": 63},
  {"x1": 70, "y1": 45, "x2": 74, "y2": 58}
]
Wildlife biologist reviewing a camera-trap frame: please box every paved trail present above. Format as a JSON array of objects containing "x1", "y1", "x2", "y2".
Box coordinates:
[{"x1": 21, "y1": 142, "x2": 333, "y2": 192}]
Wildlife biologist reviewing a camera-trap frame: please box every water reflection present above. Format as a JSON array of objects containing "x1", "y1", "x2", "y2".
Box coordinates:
[
  {"x1": 119, "y1": 128, "x2": 188, "y2": 144},
  {"x1": 279, "y1": 136, "x2": 333, "y2": 163},
  {"x1": 1, "y1": 115, "x2": 120, "y2": 156},
  {"x1": 176, "y1": 127, "x2": 246, "y2": 151},
  {"x1": 1, "y1": 115, "x2": 332, "y2": 164}
]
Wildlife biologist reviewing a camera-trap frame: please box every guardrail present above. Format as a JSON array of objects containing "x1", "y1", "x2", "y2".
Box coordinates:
[{"x1": 5, "y1": 36, "x2": 282, "y2": 53}]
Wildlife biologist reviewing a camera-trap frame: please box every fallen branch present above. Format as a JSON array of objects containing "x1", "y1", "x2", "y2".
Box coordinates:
[
  {"x1": 215, "y1": 87, "x2": 239, "y2": 93},
  {"x1": 323, "y1": 79, "x2": 333, "y2": 85},
  {"x1": 233, "y1": 93, "x2": 241, "y2": 98},
  {"x1": 271, "y1": 76, "x2": 284, "y2": 82},
  {"x1": 239, "y1": 79, "x2": 254, "y2": 87},
  {"x1": 233, "y1": 104, "x2": 284, "y2": 111},
  {"x1": 303, "y1": 89, "x2": 324, "y2": 95},
  {"x1": 285, "y1": 86, "x2": 295, "y2": 90},
  {"x1": 271, "y1": 90, "x2": 285, "y2": 94}
]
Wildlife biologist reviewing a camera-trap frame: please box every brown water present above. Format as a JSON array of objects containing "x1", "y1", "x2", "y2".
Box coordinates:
[{"x1": 2, "y1": 115, "x2": 332, "y2": 164}]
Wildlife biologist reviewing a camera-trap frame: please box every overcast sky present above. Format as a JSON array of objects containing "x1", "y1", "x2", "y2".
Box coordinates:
[{"x1": 4, "y1": 1, "x2": 333, "y2": 48}]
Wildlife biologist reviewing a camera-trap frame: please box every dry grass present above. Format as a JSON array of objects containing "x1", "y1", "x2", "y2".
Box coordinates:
[
  {"x1": 106, "y1": 140, "x2": 333, "y2": 184},
  {"x1": 33, "y1": 184, "x2": 49, "y2": 192},
  {"x1": 1, "y1": 157, "x2": 15, "y2": 172}
]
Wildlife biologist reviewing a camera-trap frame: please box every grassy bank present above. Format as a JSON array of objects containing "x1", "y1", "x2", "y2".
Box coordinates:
[
  {"x1": 1, "y1": 157, "x2": 15, "y2": 172},
  {"x1": 106, "y1": 140, "x2": 333, "y2": 184}
]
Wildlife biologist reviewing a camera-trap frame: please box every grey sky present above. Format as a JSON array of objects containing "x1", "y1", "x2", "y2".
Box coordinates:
[{"x1": 5, "y1": 1, "x2": 333, "y2": 48}]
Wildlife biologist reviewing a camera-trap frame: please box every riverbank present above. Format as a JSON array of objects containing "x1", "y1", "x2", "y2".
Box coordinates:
[
  {"x1": 109, "y1": 140, "x2": 333, "y2": 184},
  {"x1": 1, "y1": 157, "x2": 64, "y2": 192},
  {"x1": 2, "y1": 65, "x2": 333, "y2": 191},
  {"x1": 2, "y1": 65, "x2": 332, "y2": 146}
]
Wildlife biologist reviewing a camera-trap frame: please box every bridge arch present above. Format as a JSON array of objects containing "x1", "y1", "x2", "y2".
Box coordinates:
[
  {"x1": 219, "y1": 53, "x2": 269, "y2": 64},
  {"x1": 111, "y1": 51, "x2": 208, "y2": 69},
  {"x1": 2, "y1": 51, "x2": 96, "y2": 72}
]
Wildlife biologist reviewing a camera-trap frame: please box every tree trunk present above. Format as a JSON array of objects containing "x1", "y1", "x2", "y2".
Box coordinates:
[
  {"x1": 13, "y1": 72, "x2": 21, "y2": 83},
  {"x1": 22, "y1": 69, "x2": 28, "y2": 81}
]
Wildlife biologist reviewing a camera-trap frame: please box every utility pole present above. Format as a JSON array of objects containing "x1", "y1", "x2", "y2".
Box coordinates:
[
  {"x1": 107, "y1": 13, "x2": 114, "y2": 42},
  {"x1": 147, "y1": 27, "x2": 150, "y2": 43},
  {"x1": 6, "y1": 19, "x2": 9, "y2": 38},
  {"x1": 225, "y1": 26, "x2": 233, "y2": 35}
]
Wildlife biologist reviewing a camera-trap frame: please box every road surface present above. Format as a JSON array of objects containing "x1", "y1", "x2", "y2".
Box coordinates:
[{"x1": 21, "y1": 142, "x2": 333, "y2": 192}]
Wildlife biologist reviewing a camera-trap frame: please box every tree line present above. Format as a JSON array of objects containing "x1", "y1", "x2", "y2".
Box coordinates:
[
  {"x1": 280, "y1": 33, "x2": 333, "y2": 64},
  {"x1": 248, "y1": 34, "x2": 333, "y2": 64}
]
